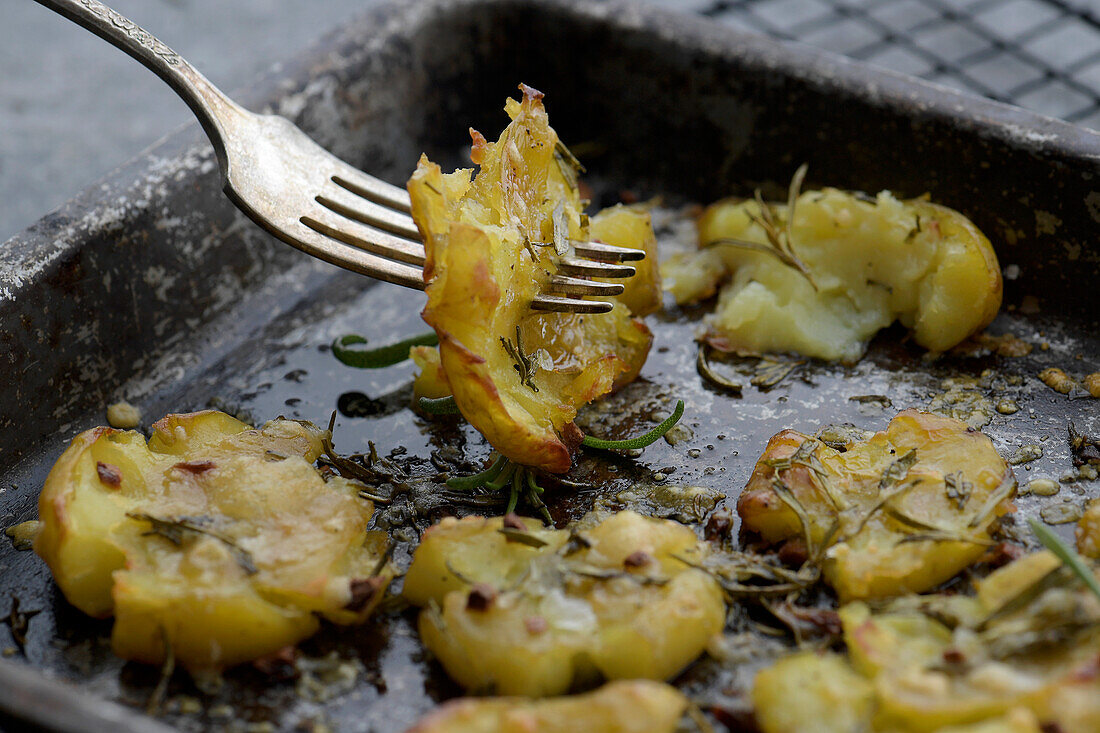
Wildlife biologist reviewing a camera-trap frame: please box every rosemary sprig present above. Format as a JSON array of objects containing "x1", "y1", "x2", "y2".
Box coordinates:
[
  {"x1": 1030, "y1": 518, "x2": 1100, "y2": 602},
  {"x1": 332, "y1": 331, "x2": 439, "y2": 368},
  {"x1": 581, "y1": 400, "x2": 685, "y2": 451},
  {"x1": 419, "y1": 395, "x2": 461, "y2": 415},
  {"x1": 446, "y1": 454, "x2": 552, "y2": 523},
  {"x1": 500, "y1": 326, "x2": 540, "y2": 393},
  {"x1": 706, "y1": 163, "x2": 818, "y2": 290},
  {"x1": 447, "y1": 454, "x2": 509, "y2": 490}
]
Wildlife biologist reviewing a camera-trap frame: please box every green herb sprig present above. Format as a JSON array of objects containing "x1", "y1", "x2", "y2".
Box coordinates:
[
  {"x1": 581, "y1": 400, "x2": 685, "y2": 451},
  {"x1": 332, "y1": 331, "x2": 439, "y2": 369},
  {"x1": 446, "y1": 453, "x2": 551, "y2": 523}
]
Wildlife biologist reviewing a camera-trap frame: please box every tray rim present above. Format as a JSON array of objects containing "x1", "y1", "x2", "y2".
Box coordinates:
[{"x1": 3, "y1": 0, "x2": 1100, "y2": 729}]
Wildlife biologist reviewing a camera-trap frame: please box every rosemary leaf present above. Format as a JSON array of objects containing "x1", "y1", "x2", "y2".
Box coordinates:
[
  {"x1": 447, "y1": 454, "x2": 508, "y2": 490},
  {"x1": 1030, "y1": 518, "x2": 1100, "y2": 602},
  {"x1": 419, "y1": 395, "x2": 461, "y2": 415},
  {"x1": 551, "y1": 200, "x2": 569, "y2": 257},
  {"x1": 127, "y1": 513, "x2": 257, "y2": 575},
  {"x1": 498, "y1": 527, "x2": 549, "y2": 548},
  {"x1": 696, "y1": 344, "x2": 743, "y2": 394},
  {"x1": 332, "y1": 332, "x2": 439, "y2": 369},
  {"x1": 581, "y1": 400, "x2": 686, "y2": 451}
]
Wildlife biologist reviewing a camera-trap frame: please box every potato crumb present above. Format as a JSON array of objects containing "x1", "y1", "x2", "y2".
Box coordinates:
[
  {"x1": 106, "y1": 401, "x2": 142, "y2": 429},
  {"x1": 1085, "y1": 372, "x2": 1100, "y2": 398},
  {"x1": 1038, "y1": 368, "x2": 1074, "y2": 395}
]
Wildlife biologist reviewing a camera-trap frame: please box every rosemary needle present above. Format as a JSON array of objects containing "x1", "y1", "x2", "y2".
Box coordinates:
[
  {"x1": 581, "y1": 400, "x2": 686, "y2": 451},
  {"x1": 418, "y1": 395, "x2": 461, "y2": 415},
  {"x1": 1029, "y1": 518, "x2": 1100, "y2": 602},
  {"x1": 332, "y1": 331, "x2": 439, "y2": 368}
]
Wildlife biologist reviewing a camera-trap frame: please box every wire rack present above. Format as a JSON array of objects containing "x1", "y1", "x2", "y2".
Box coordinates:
[{"x1": 650, "y1": 0, "x2": 1100, "y2": 130}]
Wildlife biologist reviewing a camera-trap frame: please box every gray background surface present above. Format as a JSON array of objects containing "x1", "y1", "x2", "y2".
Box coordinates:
[{"x1": 5, "y1": 0, "x2": 1100, "y2": 242}]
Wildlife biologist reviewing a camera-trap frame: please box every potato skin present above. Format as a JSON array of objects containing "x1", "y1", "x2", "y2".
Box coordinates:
[
  {"x1": 666, "y1": 189, "x2": 1002, "y2": 361},
  {"x1": 403, "y1": 511, "x2": 725, "y2": 696},
  {"x1": 405, "y1": 680, "x2": 688, "y2": 733},
  {"x1": 35, "y1": 411, "x2": 392, "y2": 671},
  {"x1": 738, "y1": 410, "x2": 1016, "y2": 600},
  {"x1": 409, "y1": 86, "x2": 655, "y2": 473}
]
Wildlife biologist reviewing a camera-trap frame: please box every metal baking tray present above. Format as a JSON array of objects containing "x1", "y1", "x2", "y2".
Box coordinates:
[{"x1": 1, "y1": 0, "x2": 1098, "y2": 730}]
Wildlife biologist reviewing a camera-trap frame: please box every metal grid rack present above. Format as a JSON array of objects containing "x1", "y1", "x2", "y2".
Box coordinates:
[{"x1": 654, "y1": 0, "x2": 1100, "y2": 131}]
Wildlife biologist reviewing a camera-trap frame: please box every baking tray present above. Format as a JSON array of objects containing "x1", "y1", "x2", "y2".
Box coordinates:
[{"x1": 1, "y1": 0, "x2": 1098, "y2": 730}]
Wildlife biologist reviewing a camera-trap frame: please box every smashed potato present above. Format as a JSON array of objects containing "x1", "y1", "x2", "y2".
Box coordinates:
[
  {"x1": 409, "y1": 85, "x2": 657, "y2": 473},
  {"x1": 406, "y1": 679, "x2": 688, "y2": 733},
  {"x1": 402, "y1": 510, "x2": 725, "y2": 696},
  {"x1": 753, "y1": 550, "x2": 1100, "y2": 733},
  {"x1": 738, "y1": 410, "x2": 1016, "y2": 600},
  {"x1": 663, "y1": 187, "x2": 1001, "y2": 362},
  {"x1": 35, "y1": 411, "x2": 391, "y2": 671},
  {"x1": 1077, "y1": 498, "x2": 1100, "y2": 559}
]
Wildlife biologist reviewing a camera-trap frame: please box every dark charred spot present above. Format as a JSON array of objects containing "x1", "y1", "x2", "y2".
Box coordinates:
[
  {"x1": 705, "y1": 512, "x2": 733, "y2": 542},
  {"x1": 502, "y1": 513, "x2": 525, "y2": 531},
  {"x1": 1040, "y1": 723, "x2": 1067, "y2": 733},
  {"x1": 173, "y1": 460, "x2": 216, "y2": 474},
  {"x1": 524, "y1": 616, "x2": 548, "y2": 635},
  {"x1": 345, "y1": 576, "x2": 386, "y2": 612},
  {"x1": 777, "y1": 537, "x2": 809, "y2": 567},
  {"x1": 623, "y1": 550, "x2": 653, "y2": 568},
  {"x1": 251, "y1": 646, "x2": 300, "y2": 681},
  {"x1": 979, "y1": 541, "x2": 1025, "y2": 569},
  {"x1": 95, "y1": 462, "x2": 122, "y2": 488},
  {"x1": 942, "y1": 648, "x2": 966, "y2": 665},
  {"x1": 466, "y1": 583, "x2": 497, "y2": 612}
]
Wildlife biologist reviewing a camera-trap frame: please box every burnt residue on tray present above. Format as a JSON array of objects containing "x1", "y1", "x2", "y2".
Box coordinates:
[{"x1": 1, "y1": 0, "x2": 1099, "y2": 731}]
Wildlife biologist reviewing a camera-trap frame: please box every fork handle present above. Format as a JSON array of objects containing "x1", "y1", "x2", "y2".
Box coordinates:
[{"x1": 33, "y1": 0, "x2": 240, "y2": 171}]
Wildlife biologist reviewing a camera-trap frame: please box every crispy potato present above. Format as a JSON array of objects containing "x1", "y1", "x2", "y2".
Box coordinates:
[
  {"x1": 411, "y1": 344, "x2": 452, "y2": 401},
  {"x1": 35, "y1": 411, "x2": 391, "y2": 671},
  {"x1": 408, "y1": 85, "x2": 655, "y2": 473},
  {"x1": 753, "y1": 551, "x2": 1100, "y2": 733},
  {"x1": 403, "y1": 510, "x2": 725, "y2": 696},
  {"x1": 663, "y1": 188, "x2": 1001, "y2": 362},
  {"x1": 405, "y1": 679, "x2": 687, "y2": 733},
  {"x1": 737, "y1": 410, "x2": 1016, "y2": 600},
  {"x1": 1077, "y1": 498, "x2": 1100, "y2": 559}
]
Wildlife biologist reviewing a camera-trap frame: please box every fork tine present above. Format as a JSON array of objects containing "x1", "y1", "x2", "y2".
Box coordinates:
[
  {"x1": 316, "y1": 184, "x2": 421, "y2": 241},
  {"x1": 557, "y1": 257, "x2": 636, "y2": 279},
  {"x1": 289, "y1": 220, "x2": 425, "y2": 290},
  {"x1": 331, "y1": 169, "x2": 412, "y2": 213},
  {"x1": 300, "y1": 211, "x2": 425, "y2": 266},
  {"x1": 531, "y1": 295, "x2": 614, "y2": 314},
  {"x1": 549, "y1": 275, "x2": 624, "y2": 297},
  {"x1": 572, "y1": 241, "x2": 646, "y2": 262}
]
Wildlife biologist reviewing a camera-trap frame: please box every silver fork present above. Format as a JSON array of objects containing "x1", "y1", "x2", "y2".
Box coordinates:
[{"x1": 36, "y1": 0, "x2": 643, "y2": 314}]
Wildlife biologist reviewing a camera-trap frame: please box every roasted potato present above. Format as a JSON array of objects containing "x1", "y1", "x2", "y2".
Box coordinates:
[
  {"x1": 751, "y1": 651, "x2": 875, "y2": 733},
  {"x1": 405, "y1": 679, "x2": 688, "y2": 733},
  {"x1": 752, "y1": 550, "x2": 1100, "y2": 733},
  {"x1": 402, "y1": 510, "x2": 725, "y2": 696},
  {"x1": 663, "y1": 188, "x2": 1002, "y2": 362},
  {"x1": 408, "y1": 85, "x2": 657, "y2": 473},
  {"x1": 737, "y1": 410, "x2": 1016, "y2": 600},
  {"x1": 1077, "y1": 498, "x2": 1100, "y2": 559},
  {"x1": 35, "y1": 411, "x2": 391, "y2": 671}
]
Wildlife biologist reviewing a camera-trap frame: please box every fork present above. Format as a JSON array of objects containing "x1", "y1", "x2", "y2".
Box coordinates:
[{"x1": 36, "y1": 0, "x2": 643, "y2": 314}]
